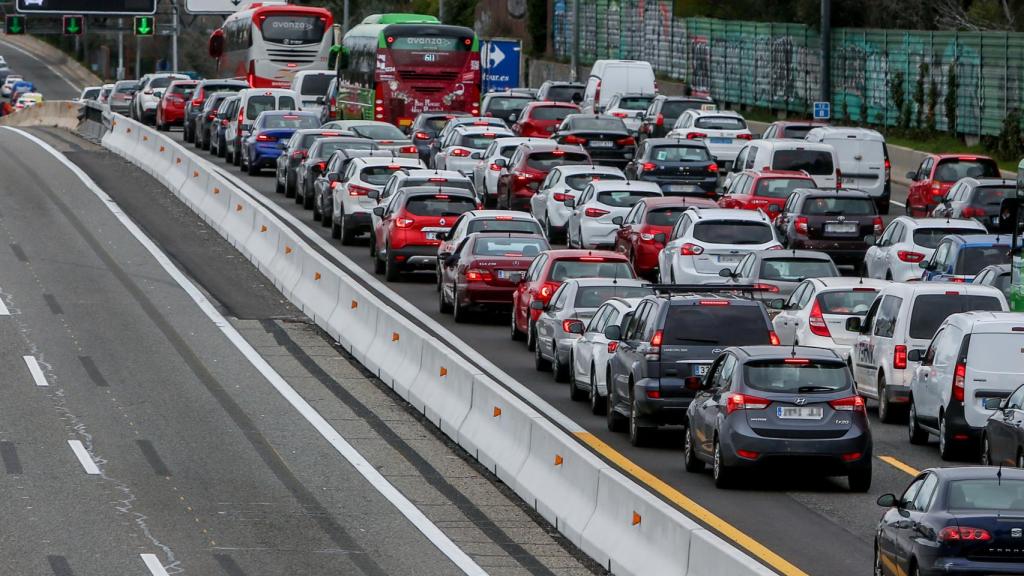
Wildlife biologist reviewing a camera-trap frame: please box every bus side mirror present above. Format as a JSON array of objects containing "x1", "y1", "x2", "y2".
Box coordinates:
[
  {"x1": 209, "y1": 29, "x2": 224, "y2": 59},
  {"x1": 998, "y1": 197, "x2": 1020, "y2": 234}
]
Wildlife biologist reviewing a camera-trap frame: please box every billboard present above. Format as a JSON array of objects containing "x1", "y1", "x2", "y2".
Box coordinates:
[{"x1": 481, "y1": 39, "x2": 521, "y2": 93}]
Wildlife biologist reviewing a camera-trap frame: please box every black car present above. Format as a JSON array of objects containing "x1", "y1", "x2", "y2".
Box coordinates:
[
  {"x1": 183, "y1": 79, "x2": 247, "y2": 143},
  {"x1": 481, "y1": 90, "x2": 535, "y2": 123},
  {"x1": 603, "y1": 286, "x2": 778, "y2": 446},
  {"x1": 298, "y1": 137, "x2": 376, "y2": 213},
  {"x1": 536, "y1": 80, "x2": 586, "y2": 104},
  {"x1": 638, "y1": 95, "x2": 715, "y2": 141},
  {"x1": 276, "y1": 128, "x2": 353, "y2": 198},
  {"x1": 684, "y1": 346, "x2": 872, "y2": 490},
  {"x1": 624, "y1": 138, "x2": 719, "y2": 195},
  {"x1": 983, "y1": 383, "x2": 1024, "y2": 467},
  {"x1": 554, "y1": 114, "x2": 636, "y2": 168},
  {"x1": 774, "y1": 188, "x2": 883, "y2": 266},
  {"x1": 409, "y1": 111, "x2": 471, "y2": 164},
  {"x1": 875, "y1": 466, "x2": 1024, "y2": 576},
  {"x1": 210, "y1": 96, "x2": 240, "y2": 158},
  {"x1": 195, "y1": 92, "x2": 233, "y2": 151}
]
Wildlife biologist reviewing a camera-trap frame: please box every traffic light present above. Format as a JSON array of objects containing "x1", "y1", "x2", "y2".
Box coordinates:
[
  {"x1": 5, "y1": 15, "x2": 25, "y2": 35},
  {"x1": 134, "y1": 15, "x2": 154, "y2": 36},
  {"x1": 63, "y1": 15, "x2": 83, "y2": 36}
]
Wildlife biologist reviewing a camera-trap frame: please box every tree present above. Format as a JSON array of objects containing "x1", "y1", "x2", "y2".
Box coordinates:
[{"x1": 945, "y1": 61, "x2": 958, "y2": 134}]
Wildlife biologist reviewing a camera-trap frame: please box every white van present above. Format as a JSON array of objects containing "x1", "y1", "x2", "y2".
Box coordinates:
[
  {"x1": 289, "y1": 70, "x2": 334, "y2": 117},
  {"x1": 724, "y1": 139, "x2": 838, "y2": 190},
  {"x1": 804, "y1": 126, "x2": 891, "y2": 214},
  {"x1": 581, "y1": 60, "x2": 656, "y2": 114},
  {"x1": 225, "y1": 88, "x2": 299, "y2": 165},
  {"x1": 909, "y1": 312, "x2": 1024, "y2": 461},
  {"x1": 848, "y1": 282, "x2": 1008, "y2": 424}
]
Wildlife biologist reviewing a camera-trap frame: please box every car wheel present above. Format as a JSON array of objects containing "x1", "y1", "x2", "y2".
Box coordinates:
[
  {"x1": 939, "y1": 412, "x2": 959, "y2": 461},
  {"x1": 628, "y1": 393, "x2": 651, "y2": 447},
  {"x1": 712, "y1": 437, "x2": 733, "y2": 488},
  {"x1": 331, "y1": 212, "x2": 342, "y2": 240},
  {"x1": 553, "y1": 346, "x2": 569, "y2": 382},
  {"x1": 534, "y1": 334, "x2": 551, "y2": 371},
  {"x1": 848, "y1": 468, "x2": 872, "y2": 492},
  {"x1": 285, "y1": 174, "x2": 296, "y2": 198},
  {"x1": 275, "y1": 175, "x2": 284, "y2": 194},
  {"x1": 312, "y1": 197, "x2": 322, "y2": 221},
  {"x1": 321, "y1": 206, "x2": 332, "y2": 228},
  {"x1": 526, "y1": 320, "x2": 537, "y2": 352},
  {"x1": 303, "y1": 184, "x2": 314, "y2": 209},
  {"x1": 981, "y1": 433, "x2": 992, "y2": 466},
  {"x1": 384, "y1": 246, "x2": 401, "y2": 282},
  {"x1": 452, "y1": 285, "x2": 471, "y2": 323},
  {"x1": 340, "y1": 212, "x2": 357, "y2": 245},
  {"x1": 247, "y1": 155, "x2": 260, "y2": 176},
  {"x1": 589, "y1": 368, "x2": 605, "y2": 414},
  {"x1": 606, "y1": 384, "x2": 627, "y2": 432},
  {"x1": 684, "y1": 426, "x2": 704, "y2": 472},
  {"x1": 908, "y1": 400, "x2": 929, "y2": 445},
  {"x1": 545, "y1": 217, "x2": 561, "y2": 244},
  {"x1": 510, "y1": 310, "x2": 525, "y2": 341},
  {"x1": 233, "y1": 144, "x2": 241, "y2": 166},
  {"x1": 438, "y1": 282, "x2": 452, "y2": 314},
  {"x1": 877, "y1": 374, "x2": 905, "y2": 424}
]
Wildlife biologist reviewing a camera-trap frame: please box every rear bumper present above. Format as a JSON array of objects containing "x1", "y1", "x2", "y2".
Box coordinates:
[
  {"x1": 460, "y1": 282, "x2": 516, "y2": 306},
  {"x1": 385, "y1": 244, "x2": 439, "y2": 270},
  {"x1": 720, "y1": 418, "x2": 872, "y2": 474},
  {"x1": 789, "y1": 239, "x2": 867, "y2": 264},
  {"x1": 639, "y1": 175, "x2": 718, "y2": 193},
  {"x1": 918, "y1": 556, "x2": 1024, "y2": 576},
  {"x1": 585, "y1": 148, "x2": 634, "y2": 167},
  {"x1": 633, "y1": 379, "x2": 694, "y2": 426}
]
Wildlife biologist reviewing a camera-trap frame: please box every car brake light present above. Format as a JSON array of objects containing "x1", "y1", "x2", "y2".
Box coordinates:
[
  {"x1": 490, "y1": 163, "x2": 503, "y2": 172},
  {"x1": 679, "y1": 243, "x2": 703, "y2": 255},
  {"x1": 769, "y1": 331, "x2": 780, "y2": 346},
  {"x1": 616, "y1": 136, "x2": 635, "y2": 146},
  {"x1": 726, "y1": 393, "x2": 771, "y2": 415},
  {"x1": 414, "y1": 131, "x2": 431, "y2": 140},
  {"x1": 551, "y1": 150, "x2": 566, "y2": 156},
  {"x1": 961, "y1": 206, "x2": 985, "y2": 218},
  {"x1": 893, "y1": 345, "x2": 907, "y2": 369},
  {"x1": 884, "y1": 158, "x2": 891, "y2": 182},
  {"x1": 736, "y1": 449, "x2": 759, "y2": 459},
  {"x1": 563, "y1": 135, "x2": 587, "y2": 144},
  {"x1": 291, "y1": 150, "x2": 307, "y2": 159},
  {"x1": 784, "y1": 358, "x2": 810, "y2": 364},
  {"x1": 829, "y1": 396, "x2": 866, "y2": 412},
  {"x1": 686, "y1": 132, "x2": 708, "y2": 140},
  {"x1": 465, "y1": 269, "x2": 493, "y2": 282},
  {"x1": 553, "y1": 192, "x2": 570, "y2": 202},
  {"x1": 707, "y1": 162, "x2": 719, "y2": 173},
  {"x1": 939, "y1": 526, "x2": 991, "y2": 542},
  {"x1": 610, "y1": 111, "x2": 628, "y2": 118},
  {"x1": 795, "y1": 216, "x2": 809, "y2": 235},
  {"x1": 607, "y1": 341, "x2": 619, "y2": 353},
  {"x1": 953, "y1": 361, "x2": 966, "y2": 402},
  {"x1": 897, "y1": 250, "x2": 925, "y2": 263},
  {"x1": 539, "y1": 282, "x2": 559, "y2": 298},
  {"x1": 655, "y1": 113, "x2": 664, "y2": 126},
  {"x1": 736, "y1": 133, "x2": 753, "y2": 140},
  {"x1": 256, "y1": 134, "x2": 275, "y2": 142},
  {"x1": 563, "y1": 319, "x2": 584, "y2": 333},
  {"x1": 642, "y1": 162, "x2": 656, "y2": 171},
  {"x1": 835, "y1": 168, "x2": 843, "y2": 189},
  {"x1": 451, "y1": 148, "x2": 471, "y2": 157},
  {"x1": 808, "y1": 299, "x2": 831, "y2": 337},
  {"x1": 752, "y1": 283, "x2": 780, "y2": 293},
  {"x1": 348, "y1": 184, "x2": 372, "y2": 196},
  {"x1": 873, "y1": 217, "x2": 883, "y2": 235},
  {"x1": 399, "y1": 145, "x2": 417, "y2": 154},
  {"x1": 699, "y1": 299, "x2": 730, "y2": 306},
  {"x1": 578, "y1": 256, "x2": 606, "y2": 262},
  {"x1": 932, "y1": 181, "x2": 943, "y2": 191},
  {"x1": 584, "y1": 207, "x2": 609, "y2": 218},
  {"x1": 395, "y1": 218, "x2": 415, "y2": 228}
]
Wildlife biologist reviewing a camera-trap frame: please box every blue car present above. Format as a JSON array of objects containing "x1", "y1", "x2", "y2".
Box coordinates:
[
  {"x1": 9, "y1": 80, "x2": 34, "y2": 100},
  {"x1": 240, "y1": 110, "x2": 319, "y2": 176},
  {"x1": 919, "y1": 234, "x2": 1016, "y2": 283}
]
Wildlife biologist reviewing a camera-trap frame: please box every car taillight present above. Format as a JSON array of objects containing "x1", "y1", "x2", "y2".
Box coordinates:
[
  {"x1": 256, "y1": 134, "x2": 276, "y2": 142},
  {"x1": 563, "y1": 319, "x2": 584, "y2": 333},
  {"x1": 221, "y1": 119, "x2": 229, "y2": 126},
  {"x1": 563, "y1": 135, "x2": 587, "y2": 145},
  {"x1": 399, "y1": 145, "x2": 417, "y2": 154},
  {"x1": 726, "y1": 393, "x2": 771, "y2": 415},
  {"x1": 616, "y1": 136, "x2": 635, "y2": 146},
  {"x1": 893, "y1": 345, "x2": 907, "y2": 369},
  {"x1": 207, "y1": 113, "x2": 217, "y2": 120},
  {"x1": 795, "y1": 216, "x2": 809, "y2": 235},
  {"x1": 679, "y1": 243, "x2": 703, "y2": 255},
  {"x1": 539, "y1": 282, "x2": 559, "y2": 299},
  {"x1": 655, "y1": 113, "x2": 664, "y2": 126},
  {"x1": 752, "y1": 283, "x2": 780, "y2": 293},
  {"x1": 584, "y1": 207, "x2": 609, "y2": 218},
  {"x1": 769, "y1": 331, "x2": 780, "y2": 346},
  {"x1": 952, "y1": 361, "x2": 966, "y2": 402},
  {"x1": 451, "y1": 148, "x2": 471, "y2": 157},
  {"x1": 291, "y1": 150, "x2": 307, "y2": 159},
  {"x1": 414, "y1": 131, "x2": 431, "y2": 140},
  {"x1": 607, "y1": 340, "x2": 619, "y2": 353},
  {"x1": 707, "y1": 162, "x2": 719, "y2": 173},
  {"x1": 395, "y1": 218, "x2": 415, "y2": 228},
  {"x1": 808, "y1": 300, "x2": 831, "y2": 337},
  {"x1": 465, "y1": 269, "x2": 493, "y2": 282},
  {"x1": 348, "y1": 184, "x2": 372, "y2": 196},
  {"x1": 191, "y1": 90, "x2": 204, "y2": 107},
  {"x1": 897, "y1": 250, "x2": 925, "y2": 263},
  {"x1": 884, "y1": 158, "x2": 891, "y2": 182},
  {"x1": 317, "y1": 161, "x2": 327, "y2": 171},
  {"x1": 873, "y1": 217, "x2": 883, "y2": 235},
  {"x1": 829, "y1": 396, "x2": 866, "y2": 412},
  {"x1": 553, "y1": 192, "x2": 570, "y2": 202},
  {"x1": 961, "y1": 206, "x2": 985, "y2": 217},
  {"x1": 686, "y1": 132, "x2": 707, "y2": 140},
  {"x1": 736, "y1": 133, "x2": 753, "y2": 140},
  {"x1": 642, "y1": 162, "x2": 656, "y2": 171},
  {"x1": 610, "y1": 111, "x2": 628, "y2": 118},
  {"x1": 489, "y1": 163, "x2": 503, "y2": 172},
  {"x1": 515, "y1": 173, "x2": 530, "y2": 182},
  {"x1": 939, "y1": 526, "x2": 991, "y2": 542}
]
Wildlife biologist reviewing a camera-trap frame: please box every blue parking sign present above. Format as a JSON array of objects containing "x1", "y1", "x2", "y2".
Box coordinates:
[
  {"x1": 482, "y1": 39, "x2": 521, "y2": 93},
  {"x1": 813, "y1": 101, "x2": 831, "y2": 120}
]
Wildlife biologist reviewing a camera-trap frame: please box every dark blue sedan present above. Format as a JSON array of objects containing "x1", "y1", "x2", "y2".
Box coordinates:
[
  {"x1": 875, "y1": 466, "x2": 1024, "y2": 576},
  {"x1": 240, "y1": 110, "x2": 319, "y2": 176}
]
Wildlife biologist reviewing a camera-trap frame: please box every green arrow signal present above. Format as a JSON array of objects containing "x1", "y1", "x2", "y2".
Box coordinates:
[
  {"x1": 8, "y1": 17, "x2": 23, "y2": 34},
  {"x1": 66, "y1": 17, "x2": 81, "y2": 34},
  {"x1": 136, "y1": 17, "x2": 152, "y2": 35}
]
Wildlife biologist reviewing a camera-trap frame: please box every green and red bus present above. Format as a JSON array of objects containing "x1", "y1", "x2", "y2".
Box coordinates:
[{"x1": 330, "y1": 13, "x2": 481, "y2": 128}]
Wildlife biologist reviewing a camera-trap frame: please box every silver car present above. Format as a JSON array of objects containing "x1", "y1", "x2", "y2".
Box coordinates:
[
  {"x1": 533, "y1": 278, "x2": 652, "y2": 382},
  {"x1": 434, "y1": 125, "x2": 514, "y2": 175},
  {"x1": 569, "y1": 296, "x2": 643, "y2": 414},
  {"x1": 725, "y1": 249, "x2": 841, "y2": 303}
]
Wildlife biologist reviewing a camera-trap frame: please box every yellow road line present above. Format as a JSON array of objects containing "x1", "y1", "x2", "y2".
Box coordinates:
[
  {"x1": 575, "y1": 431, "x2": 807, "y2": 576},
  {"x1": 878, "y1": 455, "x2": 920, "y2": 476}
]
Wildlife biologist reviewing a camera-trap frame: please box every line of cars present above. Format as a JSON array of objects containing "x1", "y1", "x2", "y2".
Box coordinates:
[{"x1": 0, "y1": 59, "x2": 43, "y2": 112}]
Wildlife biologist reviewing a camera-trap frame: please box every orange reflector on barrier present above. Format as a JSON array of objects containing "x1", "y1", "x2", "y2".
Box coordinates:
[
  {"x1": 142, "y1": 135, "x2": 147, "y2": 141},
  {"x1": 193, "y1": 170, "x2": 199, "y2": 177},
  {"x1": 176, "y1": 157, "x2": 181, "y2": 164},
  {"x1": 351, "y1": 300, "x2": 358, "y2": 309},
  {"x1": 235, "y1": 204, "x2": 242, "y2": 211},
  {"x1": 284, "y1": 245, "x2": 293, "y2": 255},
  {"x1": 554, "y1": 454, "x2": 564, "y2": 466},
  {"x1": 314, "y1": 272, "x2": 321, "y2": 281},
  {"x1": 632, "y1": 511, "x2": 642, "y2": 526},
  {"x1": 492, "y1": 406, "x2": 501, "y2": 417},
  {"x1": 260, "y1": 225, "x2": 267, "y2": 232},
  {"x1": 159, "y1": 146, "x2": 165, "y2": 152},
  {"x1": 391, "y1": 332, "x2": 400, "y2": 342},
  {"x1": 213, "y1": 187, "x2": 220, "y2": 194},
  {"x1": 439, "y1": 367, "x2": 447, "y2": 377}
]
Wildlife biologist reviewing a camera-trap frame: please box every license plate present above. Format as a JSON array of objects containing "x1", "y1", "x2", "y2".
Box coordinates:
[
  {"x1": 991, "y1": 215, "x2": 999, "y2": 224},
  {"x1": 841, "y1": 177, "x2": 856, "y2": 184},
  {"x1": 825, "y1": 223, "x2": 858, "y2": 234},
  {"x1": 497, "y1": 270, "x2": 523, "y2": 282},
  {"x1": 710, "y1": 137, "x2": 732, "y2": 144},
  {"x1": 589, "y1": 140, "x2": 614, "y2": 148},
  {"x1": 424, "y1": 232, "x2": 439, "y2": 240},
  {"x1": 696, "y1": 364, "x2": 710, "y2": 376},
  {"x1": 718, "y1": 255, "x2": 742, "y2": 263},
  {"x1": 777, "y1": 406, "x2": 823, "y2": 419}
]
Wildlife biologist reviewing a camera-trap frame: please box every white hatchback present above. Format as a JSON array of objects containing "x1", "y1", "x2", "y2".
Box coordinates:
[
  {"x1": 530, "y1": 164, "x2": 626, "y2": 242},
  {"x1": 666, "y1": 109, "x2": 752, "y2": 169},
  {"x1": 863, "y1": 216, "x2": 988, "y2": 282},
  {"x1": 658, "y1": 208, "x2": 781, "y2": 284},
  {"x1": 569, "y1": 297, "x2": 643, "y2": 414},
  {"x1": 434, "y1": 125, "x2": 515, "y2": 175},
  {"x1": 566, "y1": 181, "x2": 662, "y2": 249}
]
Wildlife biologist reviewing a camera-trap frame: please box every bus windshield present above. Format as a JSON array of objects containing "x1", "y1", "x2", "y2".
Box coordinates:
[{"x1": 261, "y1": 15, "x2": 326, "y2": 45}]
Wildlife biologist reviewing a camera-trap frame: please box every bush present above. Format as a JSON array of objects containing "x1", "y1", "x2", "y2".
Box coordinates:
[
  {"x1": 890, "y1": 70, "x2": 910, "y2": 129},
  {"x1": 927, "y1": 76, "x2": 938, "y2": 133},
  {"x1": 527, "y1": 0, "x2": 548, "y2": 56},
  {"x1": 993, "y1": 108, "x2": 1023, "y2": 160},
  {"x1": 914, "y1": 62, "x2": 927, "y2": 129},
  {"x1": 945, "y1": 61, "x2": 958, "y2": 134}
]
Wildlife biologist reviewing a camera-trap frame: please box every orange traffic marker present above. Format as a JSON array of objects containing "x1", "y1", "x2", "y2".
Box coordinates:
[
  {"x1": 554, "y1": 454, "x2": 564, "y2": 466},
  {"x1": 492, "y1": 406, "x2": 502, "y2": 417},
  {"x1": 235, "y1": 204, "x2": 242, "y2": 212},
  {"x1": 391, "y1": 332, "x2": 400, "y2": 342},
  {"x1": 439, "y1": 367, "x2": 447, "y2": 377},
  {"x1": 632, "y1": 511, "x2": 642, "y2": 526},
  {"x1": 260, "y1": 225, "x2": 267, "y2": 232},
  {"x1": 284, "y1": 245, "x2": 293, "y2": 255},
  {"x1": 314, "y1": 272, "x2": 321, "y2": 281},
  {"x1": 351, "y1": 300, "x2": 358, "y2": 309}
]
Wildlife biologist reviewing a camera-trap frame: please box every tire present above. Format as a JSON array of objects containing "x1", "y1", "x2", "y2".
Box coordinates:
[
  {"x1": 217, "y1": 139, "x2": 225, "y2": 158},
  {"x1": 589, "y1": 368, "x2": 605, "y2": 414},
  {"x1": 848, "y1": 468, "x2": 872, "y2": 492},
  {"x1": 233, "y1": 144, "x2": 241, "y2": 166},
  {"x1": 712, "y1": 437, "x2": 733, "y2": 488},
  {"x1": 384, "y1": 247, "x2": 401, "y2": 282},
  {"x1": 303, "y1": 184, "x2": 314, "y2": 209},
  {"x1": 510, "y1": 311, "x2": 525, "y2": 341},
  {"x1": 684, "y1": 426, "x2": 704, "y2": 472},
  {"x1": 247, "y1": 156, "x2": 260, "y2": 176},
  {"x1": 312, "y1": 197, "x2": 322, "y2": 221},
  {"x1": 908, "y1": 400, "x2": 929, "y2": 445},
  {"x1": 569, "y1": 358, "x2": 586, "y2": 401},
  {"x1": 438, "y1": 282, "x2": 453, "y2": 314},
  {"x1": 526, "y1": 320, "x2": 537, "y2": 352},
  {"x1": 877, "y1": 374, "x2": 905, "y2": 424},
  {"x1": 373, "y1": 247, "x2": 385, "y2": 274},
  {"x1": 275, "y1": 176, "x2": 284, "y2": 195},
  {"x1": 545, "y1": 216, "x2": 562, "y2": 244},
  {"x1": 340, "y1": 212, "x2": 357, "y2": 245},
  {"x1": 452, "y1": 285, "x2": 471, "y2": 323},
  {"x1": 534, "y1": 334, "x2": 551, "y2": 371},
  {"x1": 320, "y1": 205, "x2": 332, "y2": 228},
  {"x1": 553, "y1": 347, "x2": 569, "y2": 382},
  {"x1": 285, "y1": 174, "x2": 296, "y2": 198},
  {"x1": 331, "y1": 215, "x2": 342, "y2": 239},
  {"x1": 606, "y1": 385, "x2": 627, "y2": 432},
  {"x1": 939, "y1": 413, "x2": 959, "y2": 461},
  {"x1": 981, "y1": 433, "x2": 992, "y2": 466},
  {"x1": 628, "y1": 394, "x2": 652, "y2": 447}
]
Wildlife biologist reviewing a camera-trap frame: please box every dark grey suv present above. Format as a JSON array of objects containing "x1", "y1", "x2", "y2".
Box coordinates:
[{"x1": 684, "y1": 345, "x2": 872, "y2": 491}]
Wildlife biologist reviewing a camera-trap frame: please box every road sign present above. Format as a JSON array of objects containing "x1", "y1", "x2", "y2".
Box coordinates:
[
  {"x1": 134, "y1": 15, "x2": 154, "y2": 36},
  {"x1": 62, "y1": 15, "x2": 83, "y2": 36},
  {"x1": 16, "y1": 0, "x2": 156, "y2": 15},
  {"x1": 481, "y1": 38, "x2": 522, "y2": 93},
  {"x1": 5, "y1": 15, "x2": 26, "y2": 34},
  {"x1": 813, "y1": 101, "x2": 831, "y2": 120},
  {"x1": 184, "y1": 0, "x2": 250, "y2": 14}
]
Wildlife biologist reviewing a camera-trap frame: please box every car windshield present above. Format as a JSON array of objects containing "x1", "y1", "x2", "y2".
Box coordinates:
[
  {"x1": 596, "y1": 190, "x2": 660, "y2": 207},
  {"x1": 954, "y1": 246, "x2": 1011, "y2": 275},
  {"x1": 773, "y1": 150, "x2": 834, "y2": 175},
  {"x1": 564, "y1": 173, "x2": 624, "y2": 190},
  {"x1": 261, "y1": 114, "x2": 318, "y2": 130},
  {"x1": 908, "y1": 294, "x2": 1004, "y2": 339},
  {"x1": 803, "y1": 197, "x2": 876, "y2": 215},
  {"x1": 568, "y1": 117, "x2": 627, "y2": 132},
  {"x1": 974, "y1": 186, "x2": 1011, "y2": 205},
  {"x1": 663, "y1": 305, "x2": 769, "y2": 345},
  {"x1": 646, "y1": 207, "x2": 687, "y2": 227},
  {"x1": 527, "y1": 152, "x2": 590, "y2": 170},
  {"x1": 360, "y1": 165, "x2": 405, "y2": 185},
  {"x1": 543, "y1": 85, "x2": 584, "y2": 102},
  {"x1": 692, "y1": 221, "x2": 774, "y2": 245},
  {"x1": 466, "y1": 219, "x2": 543, "y2": 235},
  {"x1": 531, "y1": 106, "x2": 576, "y2": 121},
  {"x1": 549, "y1": 259, "x2": 635, "y2": 282},
  {"x1": 816, "y1": 290, "x2": 878, "y2": 315},
  {"x1": 472, "y1": 237, "x2": 548, "y2": 257},
  {"x1": 946, "y1": 479, "x2": 1024, "y2": 511},
  {"x1": 934, "y1": 158, "x2": 1000, "y2": 182},
  {"x1": 352, "y1": 124, "x2": 406, "y2": 140},
  {"x1": 694, "y1": 116, "x2": 746, "y2": 130},
  {"x1": 758, "y1": 258, "x2": 836, "y2": 281},
  {"x1": 614, "y1": 97, "x2": 652, "y2": 110},
  {"x1": 457, "y1": 133, "x2": 501, "y2": 149},
  {"x1": 755, "y1": 178, "x2": 813, "y2": 198},
  {"x1": 650, "y1": 145, "x2": 710, "y2": 162},
  {"x1": 913, "y1": 228, "x2": 985, "y2": 249},
  {"x1": 743, "y1": 360, "x2": 850, "y2": 393},
  {"x1": 405, "y1": 194, "x2": 476, "y2": 217},
  {"x1": 486, "y1": 97, "x2": 532, "y2": 112},
  {"x1": 299, "y1": 74, "x2": 332, "y2": 96},
  {"x1": 574, "y1": 285, "x2": 653, "y2": 307}
]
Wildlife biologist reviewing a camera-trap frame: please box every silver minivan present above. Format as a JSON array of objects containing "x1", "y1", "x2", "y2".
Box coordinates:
[{"x1": 804, "y1": 126, "x2": 891, "y2": 214}]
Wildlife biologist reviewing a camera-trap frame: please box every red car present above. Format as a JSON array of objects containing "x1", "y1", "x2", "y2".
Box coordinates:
[
  {"x1": 905, "y1": 154, "x2": 1001, "y2": 217},
  {"x1": 718, "y1": 169, "x2": 817, "y2": 220},
  {"x1": 156, "y1": 80, "x2": 198, "y2": 131},
  {"x1": 511, "y1": 249, "x2": 635, "y2": 349},
  {"x1": 372, "y1": 186, "x2": 480, "y2": 281},
  {"x1": 438, "y1": 232, "x2": 550, "y2": 322},
  {"x1": 760, "y1": 120, "x2": 828, "y2": 139},
  {"x1": 512, "y1": 101, "x2": 580, "y2": 137},
  {"x1": 613, "y1": 196, "x2": 717, "y2": 279},
  {"x1": 496, "y1": 141, "x2": 590, "y2": 211}
]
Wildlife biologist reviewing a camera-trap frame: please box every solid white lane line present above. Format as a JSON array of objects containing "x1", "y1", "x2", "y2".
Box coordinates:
[
  {"x1": 23, "y1": 355, "x2": 47, "y2": 387},
  {"x1": 891, "y1": 200, "x2": 906, "y2": 207},
  {"x1": 3, "y1": 128, "x2": 488, "y2": 576},
  {"x1": 67, "y1": 440, "x2": 100, "y2": 475},
  {"x1": 140, "y1": 554, "x2": 170, "y2": 576}
]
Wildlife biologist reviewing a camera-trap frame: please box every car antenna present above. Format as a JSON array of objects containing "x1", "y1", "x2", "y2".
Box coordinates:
[
  {"x1": 790, "y1": 341, "x2": 798, "y2": 358},
  {"x1": 998, "y1": 463, "x2": 1004, "y2": 486}
]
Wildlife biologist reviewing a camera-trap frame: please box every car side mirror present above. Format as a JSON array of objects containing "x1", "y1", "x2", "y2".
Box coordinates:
[
  {"x1": 653, "y1": 233, "x2": 666, "y2": 244},
  {"x1": 766, "y1": 298, "x2": 786, "y2": 310},
  {"x1": 984, "y1": 397, "x2": 1004, "y2": 410},
  {"x1": 493, "y1": 158, "x2": 507, "y2": 168},
  {"x1": 471, "y1": 151, "x2": 482, "y2": 159},
  {"x1": 907, "y1": 349, "x2": 925, "y2": 363},
  {"x1": 564, "y1": 198, "x2": 576, "y2": 208},
  {"x1": 845, "y1": 317, "x2": 863, "y2": 333},
  {"x1": 876, "y1": 493, "x2": 898, "y2": 508},
  {"x1": 372, "y1": 206, "x2": 385, "y2": 217},
  {"x1": 277, "y1": 142, "x2": 288, "y2": 149},
  {"x1": 316, "y1": 96, "x2": 325, "y2": 105},
  {"x1": 328, "y1": 173, "x2": 340, "y2": 183},
  {"x1": 566, "y1": 320, "x2": 585, "y2": 335},
  {"x1": 530, "y1": 300, "x2": 546, "y2": 311},
  {"x1": 367, "y1": 189, "x2": 379, "y2": 199},
  {"x1": 612, "y1": 216, "x2": 624, "y2": 226},
  {"x1": 603, "y1": 325, "x2": 621, "y2": 341},
  {"x1": 905, "y1": 171, "x2": 917, "y2": 181},
  {"x1": 718, "y1": 268, "x2": 736, "y2": 279},
  {"x1": 919, "y1": 261, "x2": 935, "y2": 270},
  {"x1": 508, "y1": 113, "x2": 518, "y2": 122},
  {"x1": 864, "y1": 234, "x2": 876, "y2": 246},
  {"x1": 444, "y1": 254, "x2": 459, "y2": 267},
  {"x1": 683, "y1": 376, "x2": 703, "y2": 391}
]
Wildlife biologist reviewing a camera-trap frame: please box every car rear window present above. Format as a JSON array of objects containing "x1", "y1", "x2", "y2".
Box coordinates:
[
  {"x1": 742, "y1": 360, "x2": 851, "y2": 393},
  {"x1": 614, "y1": 97, "x2": 652, "y2": 110},
  {"x1": 758, "y1": 258, "x2": 837, "y2": 281},
  {"x1": 361, "y1": 165, "x2": 405, "y2": 186},
  {"x1": 646, "y1": 207, "x2": 687, "y2": 227},
  {"x1": 527, "y1": 152, "x2": 590, "y2": 170},
  {"x1": 457, "y1": 133, "x2": 500, "y2": 149},
  {"x1": 650, "y1": 145, "x2": 711, "y2": 162},
  {"x1": 565, "y1": 172, "x2": 624, "y2": 190},
  {"x1": 908, "y1": 294, "x2": 1004, "y2": 339},
  {"x1": 352, "y1": 124, "x2": 406, "y2": 140},
  {"x1": 781, "y1": 125, "x2": 818, "y2": 139},
  {"x1": 549, "y1": 259, "x2": 635, "y2": 282},
  {"x1": 542, "y1": 85, "x2": 584, "y2": 102},
  {"x1": 755, "y1": 177, "x2": 814, "y2": 198},
  {"x1": 662, "y1": 305, "x2": 769, "y2": 345},
  {"x1": 405, "y1": 195, "x2": 477, "y2": 217},
  {"x1": 149, "y1": 76, "x2": 177, "y2": 89},
  {"x1": 816, "y1": 290, "x2": 878, "y2": 315},
  {"x1": 694, "y1": 116, "x2": 746, "y2": 130},
  {"x1": 568, "y1": 117, "x2": 627, "y2": 132},
  {"x1": 802, "y1": 197, "x2": 876, "y2": 215},
  {"x1": 934, "y1": 158, "x2": 1000, "y2": 182},
  {"x1": 967, "y1": 333, "x2": 1024, "y2": 373},
  {"x1": 486, "y1": 97, "x2": 532, "y2": 112},
  {"x1": 205, "y1": 83, "x2": 243, "y2": 94},
  {"x1": 954, "y1": 246, "x2": 1011, "y2": 276},
  {"x1": 946, "y1": 479, "x2": 1024, "y2": 511},
  {"x1": 405, "y1": 178, "x2": 473, "y2": 193},
  {"x1": 973, "y1": 186, "x2": 1011, "y2": 206},
  {"x1": 314, "y1": 140, "x2": 372, "y2": 158},
  {"x1": 246, "y1": 95, "x2": 277, "y2": 120},
  {"x1": 299, "y1": 74, "x2": 332, "y2": 96},
  {"x1": 422, "y1": 117, "x2": 450, "y2": 132},
  {"x1": 661, "y1": 100, "x2": 707, "y2": 120},
  {"x1": 772, "y1": 150, "x2": 834, "y2": 175},
  {"x1": 596, "y1": 190, "x2": 661, "y2": 208},
  {"x1": 692, "y1": 221, "x2": 774, "y2": 245},
  {"x1": 531, "y1": 106, "x2": 576, "y2": 121},
  {"x1": 169, "y1": 83, "x2": 195, "y2": 95},
  {"x1": 466, "y1": 219, "x2": 543, "y2": 235},
  {"x1": 472, "y1": 237, "x2": 548, "y2": 257},
  {"x1": 575, "y1": 285, "x2": 653, "y2": 307},
  {"x1": 913, "y1": 228, "x2": 985, "y2": 249},
  {"x1": 262, "y1": 114, "x2": 318, "y2": 130}
]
